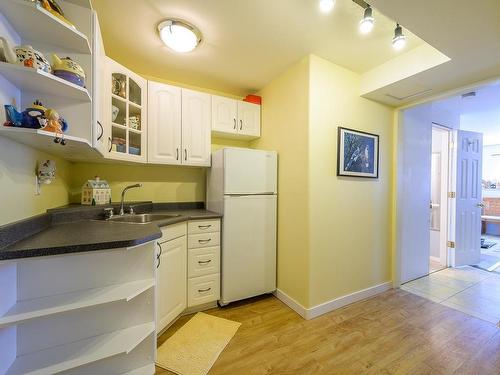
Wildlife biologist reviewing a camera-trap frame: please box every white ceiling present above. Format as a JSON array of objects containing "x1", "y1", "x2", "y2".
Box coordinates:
[
  {"x1": 92, "y1": 0, "x2": 424, "y2": 97},
  {"x1": 367, "y1": 0, "x2": 500, "y2": 106},
  {"x1": 428, "y1": 82, "x2": 500, "y2": 145},
  {"x1": 459, "y1": 84, "x2": 500, "y2": 145}
]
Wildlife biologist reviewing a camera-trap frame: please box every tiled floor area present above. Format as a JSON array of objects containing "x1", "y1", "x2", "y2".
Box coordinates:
[
  {"x1": 479, "y1": 234, "x2": 500, "y2": 273},
  {"x1": 429, "y1": 259, "x2": 446, "y2": 273},
  {"x1": 402, "y1": 266, "x2": 500, "y2": 325}
]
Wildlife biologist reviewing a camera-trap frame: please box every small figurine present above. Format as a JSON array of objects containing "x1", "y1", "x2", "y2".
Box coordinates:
[{"x1": 42, "y1": 108, "x2": 68, "y2": 134}]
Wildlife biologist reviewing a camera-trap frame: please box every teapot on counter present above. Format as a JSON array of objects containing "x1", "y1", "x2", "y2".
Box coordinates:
[
  {"x1": 0, "y1": 37, "x2": 51, "y2": 73},
  {"x1": 52, "y1": 54, "x2": 86, "y2": 87}
]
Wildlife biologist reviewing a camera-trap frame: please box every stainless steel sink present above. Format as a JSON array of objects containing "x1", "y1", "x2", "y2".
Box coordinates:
[{"x1": 106, "y1": 213, "x2": 181, "y2": 224}]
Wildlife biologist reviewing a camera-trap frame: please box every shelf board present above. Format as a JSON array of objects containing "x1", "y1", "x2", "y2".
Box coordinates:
[
  {"x1": 0, "y1": 279, "x2": 154, "y2": 328},
  {"x1": 0, "y1": 0, "x2": 91, "y2": 54},
  {"x1": 0, "y1": 126, "x2": 97, "y2": 161},
  {"x1": 0, "y1": 62, "x2": 91, "y2": 102},
  {"x1": 112, "y1": 122, "x2": 127, "y2": 129},
  {"x1": 129, "y1": 102, "x2": 142, "y2": 110},
  {"x1": 112, "y1": 93, "x2": 127, "y2": 102},
  {"x1": 6, "y1": 322, "x2": 155, "y2": 375},
  {"x1": 129, "y1": 127, "x2": 142, "y2": 134},
  {"x1": 123, "y1": 364, "x2": 156, "y2": 375}
]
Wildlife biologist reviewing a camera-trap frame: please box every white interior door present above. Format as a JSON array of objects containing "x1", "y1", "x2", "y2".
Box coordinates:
[
  {"x1": 452, "y1": 130, "x2": 483, "y2": 266},
  {"x1": 399, "y1": 105, "x2": 432, "y2": 283}
]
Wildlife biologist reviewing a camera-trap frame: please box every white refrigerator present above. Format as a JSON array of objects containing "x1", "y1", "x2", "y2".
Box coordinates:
[{"x1": 207, "y1": 148, "x2": 277, "y2": 305}]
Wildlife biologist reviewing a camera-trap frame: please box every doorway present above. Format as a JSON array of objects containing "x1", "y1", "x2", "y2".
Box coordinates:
[{"x1": 429, "y1": 126, "x2": 450, "y2": 273}]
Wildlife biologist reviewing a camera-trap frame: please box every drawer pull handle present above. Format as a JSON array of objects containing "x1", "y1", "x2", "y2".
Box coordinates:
[
  {"x1": 198, "y1": 260, "x2": 212, "y2": 265},
  {"x1": 198, "y1": 225, "x2": 212, "y2": 229},
  {"x1": 198, "y1": 287, "x2": 212, "y2": 293},
  {"x1": 198, "y1": 239, "x2": 212, "y2": 244}
]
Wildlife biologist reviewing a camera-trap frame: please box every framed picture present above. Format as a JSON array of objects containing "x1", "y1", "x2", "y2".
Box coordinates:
[{"x1": 337, "y1": 127, "x2": 379, "y2": 178}]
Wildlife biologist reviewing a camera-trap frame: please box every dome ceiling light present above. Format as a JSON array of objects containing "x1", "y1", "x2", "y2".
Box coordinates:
[{"x1": 158, "y1": 19, "x2": 202, "y2": 53}]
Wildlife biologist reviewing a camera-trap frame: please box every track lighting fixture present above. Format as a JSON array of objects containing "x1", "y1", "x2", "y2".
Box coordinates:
[
  {"x1": 359, "y1": 5, "x2": 374, "y2": 34},
  {"x1": 392, "y1": 23, "x2": 407, "y2": 50},
  {"x1": 319, "y1": 0, "x2": 335, "y2": 13}
]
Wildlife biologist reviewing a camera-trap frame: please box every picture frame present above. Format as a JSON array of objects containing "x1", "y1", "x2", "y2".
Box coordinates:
[{"x1": 337, "y1": 127, "x2": 379, "y2": 179}]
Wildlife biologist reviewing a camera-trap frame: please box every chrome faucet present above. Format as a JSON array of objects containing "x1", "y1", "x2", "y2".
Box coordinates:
[{"x1": 119, "y1": 183, "x2": 142, "y2": 215}]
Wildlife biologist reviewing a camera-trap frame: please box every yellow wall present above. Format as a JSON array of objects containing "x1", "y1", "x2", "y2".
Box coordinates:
[
  {"x1": 307, "y1": 55, "x2": 393, "y2": 306},
  {"x1": 0, "y1": 137, "x2": 71, "y2": 225},
  {"x1": 252, "y1": 57, "x2": 311, "y2": 307},
  {"x1": 69, "y1": 162, "x2": 206, "y2": 204}
]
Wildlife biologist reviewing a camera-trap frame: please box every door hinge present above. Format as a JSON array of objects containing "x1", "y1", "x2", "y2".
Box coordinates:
[
  {"x1": 448, "y1": 192, "x2": 456, "y2": 198},
  {"x1": 447, "y1": 241, "x2": 455, "y2": 248}
]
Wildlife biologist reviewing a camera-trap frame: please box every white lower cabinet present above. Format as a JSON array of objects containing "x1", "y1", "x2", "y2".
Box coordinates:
[
  {"x1": 156, "y1": 223, "x2": 187, "y2": 334},
  {"x1": 188, "y1": 273, "x2": 220, "y2": 307},
  {"x1": 187, "y1": 219, "x2": 221, "y2": 308},
  {"x1": 155, "y1": 219, "x2": 220, "y2": 333}
]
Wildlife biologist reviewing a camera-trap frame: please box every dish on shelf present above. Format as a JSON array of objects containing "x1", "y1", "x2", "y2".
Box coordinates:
[
  {"x1": 52, "y1": 54, "x2": 86, "y2": 87},
  {"x1": 0, "y1": 38, "x2": 51, "y2": 73}
]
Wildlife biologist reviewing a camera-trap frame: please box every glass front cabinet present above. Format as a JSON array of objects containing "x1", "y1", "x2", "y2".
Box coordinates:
[{"x1": 104, "y1": 57, "x2": 147, "y2": 162}]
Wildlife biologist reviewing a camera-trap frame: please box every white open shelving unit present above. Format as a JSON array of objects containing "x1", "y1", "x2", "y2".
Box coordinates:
[
  {"x1": 0, "y1": 0, "x2": 91, "y2": 54},
  {"x1": 0, "y1": 4, "x2": 157, "y2": 372},
  {"x1": 0, "y1": 242, "x2": 157, "y2": 375},
  {"x1": 0, "y1": 0, "x2": 96, "y2": 160},
  {"x1": 0, "y1": 62, "x2": 91, "y2": 102},
  {"x1": 0, "y1": 278, "x2": 154, "y2": 328},
  {"x1": 0, "y1": 127, "x2": 97, "y2": 160},
  {"x1": 6, "y1": 322, "x2": 155, "y2": 375}
]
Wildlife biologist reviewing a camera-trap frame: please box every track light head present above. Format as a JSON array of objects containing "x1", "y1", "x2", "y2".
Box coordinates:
[
  {"x1": 359, "y1": 5, "x2": 374, "y2": 34},
  {"x1": 392, "y1": 23, "x2": 407, "y2": 50},
  {"x1": 319, "y1": 0, "x2": 335, "y2": 13}
]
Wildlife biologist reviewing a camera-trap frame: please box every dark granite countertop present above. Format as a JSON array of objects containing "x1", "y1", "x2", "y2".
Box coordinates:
[
  {"x1": 0, "y1": 220, "x2": 162, "y2": 260},
  {"x1": 0, "y1": 202, "x2": 221, "y2": 261}
]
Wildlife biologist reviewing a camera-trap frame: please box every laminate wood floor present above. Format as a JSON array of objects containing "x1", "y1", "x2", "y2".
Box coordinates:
[{"x1": 155, "y1": 289, "x2": 500, "y2": 374}]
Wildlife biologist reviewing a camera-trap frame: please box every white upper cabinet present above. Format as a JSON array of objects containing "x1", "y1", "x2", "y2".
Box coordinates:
[
  {"x1": 238, "y1": 101, "x2": 261, "y2": 138},
  {"x1": 181, "y1": 89, "x2": 212, "y2": 167},
  {"x1": 104, "y1": 57, "x2": 147, "y2": 162},
  {"x1": 212, "y1": 95, "x2": 238, "y2": 135},
  {"x1": 148, "y1": 81, "x2": 182, "y2": 165},
  {"x1": 211, "y1": 95, "x2": 261, "y2": 140},
  {"x1": 148, "y1": 85, "x2": 211, "y2": 166}
]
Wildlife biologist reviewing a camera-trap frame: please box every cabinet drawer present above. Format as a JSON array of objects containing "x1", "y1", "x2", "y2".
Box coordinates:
[
  {"x1": 188, "y1": 219, "x2": 220, "y2": 234},
  {"x1": 188, "y1": 273, "x2": 220, "y2": 307},
  {"x1": 188, "y1": 246, "x2": 220, "y2": 278},
  {"x1": 160, "y1": 222, "x2": 187, "y2": 242},
  {"x1": 188, "y1": 232, "x2": 220, "y2": 249}
]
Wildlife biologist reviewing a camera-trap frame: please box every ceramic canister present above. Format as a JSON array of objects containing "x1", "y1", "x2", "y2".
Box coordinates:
[{"x1": 15, "y1": 45, "x2": 51, "y2": 73}]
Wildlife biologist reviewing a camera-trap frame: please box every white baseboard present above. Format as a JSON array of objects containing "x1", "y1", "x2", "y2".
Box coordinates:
[
  {"x1": 274, "y1": 281, "x2": 392, "y2": 320},
  {"x1": 273, "y1": 289, "x2": 307, "y2": 319}
]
